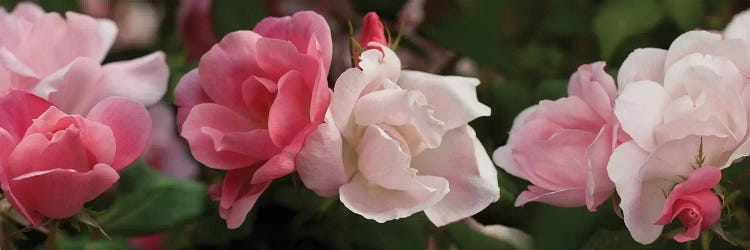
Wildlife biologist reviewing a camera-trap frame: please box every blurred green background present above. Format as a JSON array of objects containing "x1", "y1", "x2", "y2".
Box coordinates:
[{"x1": 0, "y1": 0, "x2": 749, "y2": 249}]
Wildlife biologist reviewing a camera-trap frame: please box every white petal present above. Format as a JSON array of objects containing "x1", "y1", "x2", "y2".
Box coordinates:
[
  {"x1": 725, "y1": 9, "x2": 750, "y2": 42},
  {"x1": 665, "y1": 30, "x2": 750, "y2": 73},
  {"x1": 614, "y1": 80, "x2": 671, "y2": 151},
  {"x1": 95, "y1": 19, "x2": 117, "y2": 62},
  {"x1": 339, "y1": 174, "x2": 448, "y2": 223},
  {"x1": 607, "y1": 141, "x2": 663, "y2": 244},
  {"x1": 354, "y1": 89, "x2": 445, "y2": 153},
  {"x1": 414, "y1": 126, "x2": 499, "y2": 226},
  {"x1": 296, "y1": 118, "x2": 355, "y2": 196},
  {"x1": 617, "y1": 48, "x2": 667, "y2": 91},
  {"x1": 398, "y1": 70, "x2": 490, "y2": 130}
]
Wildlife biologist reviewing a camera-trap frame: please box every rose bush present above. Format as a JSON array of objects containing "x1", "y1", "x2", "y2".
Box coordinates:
[
  {"x1": 174, "y1": 11, "x2": 332, "y2": 228},
  {"x1": 0, "y1": 90, "x2": 151, "y2": 226}
]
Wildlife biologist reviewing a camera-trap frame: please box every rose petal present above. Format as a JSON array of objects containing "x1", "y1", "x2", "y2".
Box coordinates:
[
  {"x1": 398, "y1": 70, "x2": 490, "y2": 130},
  {"x1": 615, "y1": 80, "x2": 671, "y2": 151},
  {"x1": 414, "y1": 126, "x2": 500, "y2": 226},
  {"x1": 296, "y1": 120, "x2": 356, "y2": 196},
  {"x1": 86, "y1": 97, "x2": 151, "y2": 171}
]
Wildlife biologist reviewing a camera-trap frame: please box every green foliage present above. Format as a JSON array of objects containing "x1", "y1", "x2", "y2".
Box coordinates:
[
  {"x1": 593, "y1": 0, "x2": 665, "y2": 59},
  {"x1": 664, "y1": 0, "x2": 705, "y2": 30},
  {"x1": 581, "y1": 229, "x2": 667, "y2": 250},
  {"x1": 97, "y1": 163, "x2": 206, "y2": 236},
  {"x1": 212, "y1": 0, "x2": 267, "y2": 37}
]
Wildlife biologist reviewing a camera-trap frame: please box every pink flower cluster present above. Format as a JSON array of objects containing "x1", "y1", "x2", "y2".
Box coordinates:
[
  {"x1": 495, "y1": 11, "x2": 750, "y2": 244},
  {"x1": 4, "y1": 1, "x2": 747, "y2": 247}
]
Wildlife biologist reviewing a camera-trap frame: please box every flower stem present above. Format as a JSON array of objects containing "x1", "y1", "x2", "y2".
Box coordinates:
[{"x1": 701, "y1": 231, "x2": 710, "y2": 250}]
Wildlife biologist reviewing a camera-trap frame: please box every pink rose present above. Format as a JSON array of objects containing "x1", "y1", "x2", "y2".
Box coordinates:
[
  {"x1": 174, "y1": 11, "x2": 332, "y2": 228},
  {"x1": 493, "y1": 62, "x2": 620, "y2": 211},
  {"x1": 0, "y1": 2, "x2": 168, "y2": 115},
  {"x1": 654, "y1": 166, "x2": 721, "y2": 242},
  {"x1": 608, "y1": 30, "x2": 750, "y2": 244},
  {"x1": 296, "y1": 41, "x2": 498, "y2": 226},
  {"x1": 177, "y1": 0, "x2": 218, "y2": 61},
  {"x1": 0, "y1": 91, "x2": 151, "y2": 226},
  {"x1": 359, "y1": 12, "x2": 387, "y2": 50}
]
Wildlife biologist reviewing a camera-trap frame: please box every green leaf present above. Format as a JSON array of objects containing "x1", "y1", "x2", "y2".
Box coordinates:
[
  {"x1": 593, "y1": 0, "x2": 665, "y2": 59},
  {"x1": 443, "y1": 221, "x2": 518, "y2": 250},
  {"x1": 664, "y1": 0, "x2": 704, "y2": 31},
  {"x1": 97, "y1": 163, "x2": 206, "y2": 236},
  {"x1": 212, "y1": 0, "x2": 267, "y2": 37}
]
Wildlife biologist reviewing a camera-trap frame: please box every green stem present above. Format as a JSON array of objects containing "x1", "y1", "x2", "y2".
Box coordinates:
[{"x1": 701, "y1": 231, "x2": 710, "y2": 250}]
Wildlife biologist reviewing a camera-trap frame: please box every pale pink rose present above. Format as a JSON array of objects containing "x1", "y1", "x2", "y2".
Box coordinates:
[
  {"x1": 0, "y1": 2, "x2": 168, "y2": 115},
  {"x1": 296, "y1": 43, "x2": 497, "y2": 226},
  {"x1": 725, "y1": 9, "x2": 750, "y2": 43},
  {"x1": 0, "y1": 91, "x2": 151, "y2": 226},
  {"x1": 141, "y1": 103, "x2": 199, "y2": 180},
  {"x1": 608, "y1": 30, "x2": 750, "y2": 244},
  {"x1": 177, "y1": 0, "x2": 218, "y2": 61},
  {"x1": 174, "y1": 11, "x2": 332, "y2": 229},
  {"x1": 653, "y1": 166, "x2": 721, "y2": 242},
  {"x1": 493, "y1": 62, "x2": 620, "y2": 211}
]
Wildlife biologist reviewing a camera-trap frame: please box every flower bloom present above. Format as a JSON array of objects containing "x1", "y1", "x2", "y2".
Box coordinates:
[
  {"x1": 296, "y1": 42, "x2": 498, "y2": 226},
  {"x1": 0, "y1": 91, "x2": 151, "y2": 226},
  {"x1": 608, "y1": 30, "x2": 750, "y2": 244},
  {"x1": 493, "y1": 62, "x2": 620, "y2": 211},
  {"x1": 0, "y1": 2, "x2": 168, "y2": 115},
  {"x1": 653, "y1": 166, "x2": 722, "y2": 242},
  {"x1": 174, "y1": 11, "x2": 332, "y2": 228}
]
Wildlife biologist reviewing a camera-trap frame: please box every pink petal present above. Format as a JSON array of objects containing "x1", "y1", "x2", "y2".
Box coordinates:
[
  {"x1": 198, "y1": 31, "x2": 264, "y2": 114},
  {"x1": 398, "y1": 70, "x2": 490, "y2": 130},
  {"x1": 217, "y1": 167, "x2": 271, "y2": 229},
  {"x1": 101, "y1": 51, "x2": 169, "y2": 107},
  {"x1": 267, "y1": 70, "x2": 311, "y2": 147},
  {"x1": 33, "y1": 58, "x2": 106, "y2": 114},
  {"x1": 0, "y1": 91, "x2": 52, "y2": 139},
  {"x1": 11, "y1": 2, "x2": 45, "y2": 22},
  {"x1": 253, "y1": 11, "x2": 332, "y2": 72},
  {"x1": 180, "y1": 103, "x2": 266, "y2": 170},
  {"x1": 584, "y1": 124, "x2": 615, "y2": 211},
  {"x1": 15, "y1": 12, "x2": 106, "y2": 77},
  {"x1": 414, "y1": 126, "x2": 500, "y2": 226},
  {"x1": 725, "y1": 9, "x2": 750, "y2": 42},
  {"x1": 296, "y1": 121, "x2": 355, "y2": 196},
  {"x1": 173, "y1": 69, "x2": 211, "y2": 129},
  {"x1": 86, "y1": 97, "x2": 151, "y2": 171},
  {"x1": 492, "y1": 106, "x2": 537, "y2": 179},
  {"x1": 359, "y1": 12, "x2": 387, "y2": 49},
  {"x1": 10, "y1": 164, "x2": 118, "y2": 221}
]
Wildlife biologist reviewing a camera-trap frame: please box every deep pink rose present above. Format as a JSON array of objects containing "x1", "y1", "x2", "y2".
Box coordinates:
[
  {"x1": 177, "y1": 0, "x2": 218, "y2": 61},
  {"x1": 0, "y1": 2, "x2": 168, "y2": 115},
  {"x1": 654, "y1": 166, "x2": 722, "y2": 242},
  {"x1": 359, "y1": 12, "x2": 387, "y2": 50},
  {"x1": 174, "y1": 11, "x2": 332, "y2": 228},
  {"x1": 494, "y1": 62, "x2": 621, "y2": 211},
  {"x1": 0, "y1": 91, "x2": 151, "y2": 226}
]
